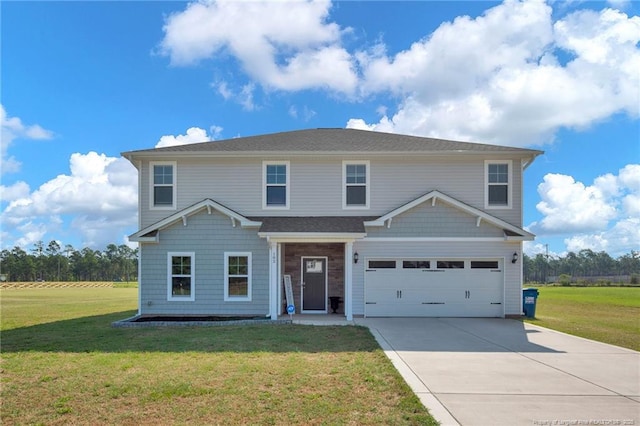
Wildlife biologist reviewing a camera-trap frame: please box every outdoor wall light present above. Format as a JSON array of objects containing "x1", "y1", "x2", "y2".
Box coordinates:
[
  {"x1": 512, "y1": 252, "x2": 519, "y2": 264},
  {"x1": 354, "y1": 252, "x2": 359, "y2": 264}
]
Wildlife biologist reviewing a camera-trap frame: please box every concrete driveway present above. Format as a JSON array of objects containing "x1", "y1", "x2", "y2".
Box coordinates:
[{"x1": 355, "y1": 318, "x2": 640, "y2": 426}]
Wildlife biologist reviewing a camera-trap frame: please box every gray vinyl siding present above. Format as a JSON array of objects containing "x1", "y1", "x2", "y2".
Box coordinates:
[
  {"x1": 138, "y1": 155, "x2": 524, "y2": 229},
  {"x1": 365, "y1": 200, "x2": 505, "y2": 238},
  {"x1": 139, "y1": 209, "x2": 269, "y2": 316},
  {"x1": 352, "y1": 240, "x2": 523, "y2": 316}
]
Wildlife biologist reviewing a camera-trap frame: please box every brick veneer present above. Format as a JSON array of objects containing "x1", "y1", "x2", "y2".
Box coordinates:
[{"x1": 282, "y1": 243, "x2": 345, "y2": 314}]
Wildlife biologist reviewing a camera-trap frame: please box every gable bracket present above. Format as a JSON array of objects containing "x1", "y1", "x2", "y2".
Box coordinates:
[
  {"x1": 386, "y1": 218, "x2": 393, "y2": 229},
  {"x1": 207, "y1": 205, "x2": 212, "y2": 215},
  {"x1": 476, "y1": 217, "x2": 482, "y2": 227},
  {"x1": 432, "y1": 197, "x2": 437, "y2": 207},
  {"x1": 231, "y1": 217, "x2": 237, "y2": 228},
  {"x1": 182, "y1": 216, "x2": 187, "y2": 226}
]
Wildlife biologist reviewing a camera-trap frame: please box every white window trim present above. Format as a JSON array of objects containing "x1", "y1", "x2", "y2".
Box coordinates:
[
  {"x1": 167, "y1": 252, "x2": 195, "y2": 302},
  {"x1": 150, "y1": 161, "x2": 177, "y2": 211},
  {"x1": 484, "y1": 160, "x2": 512, "y2": 209},
  {"x1": 262, "y1": 161, "x2": 290, "y2": 210},
  {"x1": 224, "y1": 252, "x2": 252, "y2": 302},
  {"x1": 342, "y1": 160, "x2": 370, "y2": 210}
]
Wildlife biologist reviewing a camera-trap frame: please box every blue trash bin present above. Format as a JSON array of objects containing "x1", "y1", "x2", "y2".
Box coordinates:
[{"x1": 522, "y1": 288, "x2": 539, "y2": 318}]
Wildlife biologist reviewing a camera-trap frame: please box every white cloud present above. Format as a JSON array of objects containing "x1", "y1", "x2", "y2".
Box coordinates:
[
  {"x1": 214, "y1": 80, "x2": 233, "y2": 100},
  {"x1": 160, "y1": 1, "x2": 638, "y2": 145},
  {"x1": 564, "y1": 217, "x2": 640, "y2": 255},
  {"x1": 531, "y1": 164, "x2": 640, "y2": 256},
  {"x1": 289, "y1": 105, "x2": 317, "y2": 122},
  {"x1": 349, "y1": 1, "x2": 640, "y2": 146},
  {"x1": 239, "y1": 84, "x2": 256, "y2": 111},
  {"x1": 0, "y1": 181, "x2": 30, "y2": 202},
  {"x1": 211, "y1": 80, "x2": 257, "y2": 110},
  {"x1": 159, "y1": 0, "x2": 357, "y2": 95},
  {"x1": 618, "y1": 163, "x2": 640, "y2": 190},
  {"x1": 607, "y1": 0, "x2": 631, "y2": 9},
  {"x1": 1, "y1": 104, "x2": 53, "y2": 175},
  {"x1": 14, "y1": 221, "x2": 49, "y2": 250},
  {"x1": 155, "y1": 127, "x2": 217, "y2": 148},
  {"x1": 2, "y1": 152, "x2": 138, "y2": 249},
  {"x1": 534, "y1": 173, "x2": 618, "y2": 233},
  {"x1": 3, "y1": 124, "x2": 227, "y2": 249},
  {"x1": 523, "y1": 241, "x2": 564, "y2": 258}
]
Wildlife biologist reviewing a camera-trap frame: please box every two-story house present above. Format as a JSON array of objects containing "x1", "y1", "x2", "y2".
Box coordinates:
[{"x1": 122, "y1": 128, "x2": 542, "y2": 321}]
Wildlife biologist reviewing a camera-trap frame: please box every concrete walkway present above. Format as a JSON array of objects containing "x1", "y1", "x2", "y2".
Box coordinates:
[{"x1": 355, "y1": 318, "x2": 640, "y2": 426}]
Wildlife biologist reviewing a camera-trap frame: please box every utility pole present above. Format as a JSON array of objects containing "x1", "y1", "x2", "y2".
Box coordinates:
[{"x1": 544, "y1": 244, "x2": 549, "y2": 283}]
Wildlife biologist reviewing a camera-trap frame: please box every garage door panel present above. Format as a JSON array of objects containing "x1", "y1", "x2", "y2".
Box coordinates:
[
  {"x1": 365, "y1": 258, "x2": 504, "y2": 317},
  {"x1": 443, "y1": 301, "x2": 503, "y2": 317},
  {"x1": 365, "y1": 302, "x2": 432, "y2": 317}
]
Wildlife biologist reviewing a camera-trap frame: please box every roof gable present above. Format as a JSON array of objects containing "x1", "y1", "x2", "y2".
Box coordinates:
[
  {"x1": 129, "y1": 199, "x2": 261, "y2": 242},
  {"x1": 365, "y1": 190, "x2": 534, "y2": 240}
]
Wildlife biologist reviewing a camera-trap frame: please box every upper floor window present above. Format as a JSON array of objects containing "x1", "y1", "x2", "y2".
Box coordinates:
[
  {"x1": 263, "y1": 161, "x2": 289, "y2": 209},
  {"x1": 167, "y1": 252, "x2": 195, "y2": 301},
  {"x1": 343, "y1": 161, "x2": 369, "y2": 209},
  {"x1": 150, "y1": 161, "x2": 176, "y2": 210},
  {"x1": 485, "y1": 160, "x2": 512, "y2": 209}
]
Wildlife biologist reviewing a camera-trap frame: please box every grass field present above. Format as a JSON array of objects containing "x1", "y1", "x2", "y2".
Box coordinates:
[
  {"x1": 524, "y1": 286, "x2": 640, "y2": 351},
  {"x1": 0, "y1": 288, "x2": 435, "y2": 425}
]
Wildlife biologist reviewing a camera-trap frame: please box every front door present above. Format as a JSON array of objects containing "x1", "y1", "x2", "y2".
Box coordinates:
[{"x1": 301, "y1": 257, "x2": 327, "y2": 313}]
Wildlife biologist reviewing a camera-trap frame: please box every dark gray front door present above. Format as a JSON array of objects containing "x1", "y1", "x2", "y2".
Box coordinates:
[{"x1": 302, "y1": 257, "x2": 327, "y2": 312}]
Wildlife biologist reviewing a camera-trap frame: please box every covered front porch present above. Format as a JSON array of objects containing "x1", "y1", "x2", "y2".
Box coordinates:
[
  {"x1": 257, "y1": 216, "x2": 369, "y2": 321},
  {"x1": 266, "y1": 240, "x2": 357, "y2": 321}
]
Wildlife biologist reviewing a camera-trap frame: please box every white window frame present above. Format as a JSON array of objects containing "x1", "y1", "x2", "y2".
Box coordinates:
[
  {"x1": 167, "y1": 252, "x2": 195, "y2": 302},
  {"x1": 262, "y1": 161, "x2": 290, "y2": 210},
  {"x1": 150, "y1": 161, "x2": 177, "y2": 210},
  {"x1": 224, "y1": 252, "x2": 252, "y2": 302},
  {"x1": 342, "y1": 160, "x2": 370, "y2": 209},
  {"x1": 484, "y1": 160, "x2": 512, "y2": 209}
]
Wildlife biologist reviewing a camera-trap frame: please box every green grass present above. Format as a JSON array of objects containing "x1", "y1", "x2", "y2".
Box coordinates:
[
  {"x1": 523, "y1": 286, "x2": 640, "y2": 351},
  {"x1": 0, "y1": 289, "x2": 436, "y2": 425}
]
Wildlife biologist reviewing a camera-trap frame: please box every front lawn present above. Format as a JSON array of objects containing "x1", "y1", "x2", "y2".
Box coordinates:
[
  {"x1": 523, "y1": 286, "x2": 640, "y2": 351},
  {"x1": 0, "y1": 288, "x2": 435, "y2": 425}
]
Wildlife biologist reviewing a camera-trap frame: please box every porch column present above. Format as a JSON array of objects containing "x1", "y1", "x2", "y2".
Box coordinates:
[
  {"x1": 277, "y1": 243, "x2": 282, "y2": 317},
  {"x1": 344, "y1": 241, "x2": 353, "y2": 321},
  {"x1": 269, "y1": 241, "x2": 279, "y2": 320}
]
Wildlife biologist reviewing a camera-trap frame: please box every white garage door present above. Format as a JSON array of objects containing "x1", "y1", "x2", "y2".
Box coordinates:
[{"x1": 365, "y1": 258, "x2": 504, "y2": 317}]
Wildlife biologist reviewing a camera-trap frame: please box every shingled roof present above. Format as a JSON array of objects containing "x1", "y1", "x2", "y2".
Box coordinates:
[
  {"x1": 122, "y1": 128, "x2": 542, "y2": 157},
  {"x1": 253, "y1": 216, "x2": 377, "y2": 234}
]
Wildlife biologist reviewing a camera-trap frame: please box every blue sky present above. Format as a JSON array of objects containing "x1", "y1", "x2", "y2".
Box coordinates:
[{"x1": 1, "y1": 0, "x2": 638, "y2": 257}]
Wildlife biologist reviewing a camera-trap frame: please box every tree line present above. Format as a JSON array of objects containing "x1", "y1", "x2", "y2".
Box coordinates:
[
  {"x1": 0, "y1": 241, "x2": 138, "y2": 282},
  {"x1": 1, "y1": 241, "x2": 639, "y2": 284},
  {"x1": 524, "y1": 249, "x2": 640, "y2": 284}
]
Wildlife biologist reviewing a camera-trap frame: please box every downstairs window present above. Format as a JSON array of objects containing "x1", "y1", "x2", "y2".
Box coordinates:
[{"x1": 167, "y1": 252, "x2": 195, "y2": 301}]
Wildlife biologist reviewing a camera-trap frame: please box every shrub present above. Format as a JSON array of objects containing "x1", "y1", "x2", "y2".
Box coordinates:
[{"x1": 558, "y1": 274, "x2": 572, "y2": 286}]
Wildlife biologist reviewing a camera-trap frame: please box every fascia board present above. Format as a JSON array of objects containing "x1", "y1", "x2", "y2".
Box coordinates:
[
  {"x1": 257, "y1": 232, "x2": 366, "y2": 241},
  {"x1": 121, "y1": 150, "x2": 542, "y2": 161}
]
